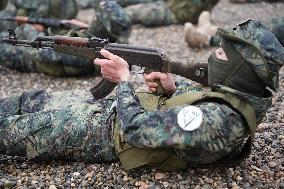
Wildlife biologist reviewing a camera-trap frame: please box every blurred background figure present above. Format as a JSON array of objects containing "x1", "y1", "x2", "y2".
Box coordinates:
[
  {"x1": 123, "y1": 0, "x2": 219, "y2": 27},
  {"x1": 0, "y1": 0, "x2": 131, "y2": 76},
  {"x1": 184, "y1": 11, "x2": 217, "y2": 48},
  {"x1": 230, "y1": 0, "x2": 283, "y2": 2},
  {"x1": 75, "y1": 0, "x2": 219, "y2": 27},
  {"x1": 184, "y1": 14, "x2": 284, "y2": 48}
]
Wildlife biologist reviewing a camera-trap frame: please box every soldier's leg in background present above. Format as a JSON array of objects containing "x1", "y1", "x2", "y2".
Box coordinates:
[
  {"x1": 0, "y1": 0, "x2": 8, "y2": 10},
  {"x1": 124, "y1": 0, "x2": 178, "y2": 27},
  {"x1": 0, "y1": 90, "x2": 117, "y2": 163},
  {"x1": 0, "y1": 24, "x2": 101, "y2": 76},
  {"x1": 0, "y1": 24, "x2": 44, "y2": 72},
  {"x1": 31, "y1": 49, "x2": 101, "y2": 77},
  {"x1": 268, "y1": 17, "x2": 284, "y2": 47},
  {"x1": 167, "y1": 0, "x2": 219, "y2": 24},
  {"x1": 0, "y1": 10, "x2": 16, "y2": 32},
  {"x1": 117, "y1": 0, "x2": 159, "y2": 7}
]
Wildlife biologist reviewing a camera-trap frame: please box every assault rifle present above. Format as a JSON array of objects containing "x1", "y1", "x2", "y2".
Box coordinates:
[
  {"x1": 0, "y1": 16, "x2": 90, "y2": 30},
  {"x1": 2, "y1": 28, "x2": 208, "y2": 99}
]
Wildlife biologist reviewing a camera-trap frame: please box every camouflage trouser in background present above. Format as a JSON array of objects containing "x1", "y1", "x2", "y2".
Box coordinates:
[
  {"x1": 124, "y1": 0, "x2": 219, "y2": 27},
  {"x1": 0, "y1": 0, "x2": 8, "y2": 10},
  {"x1": 124, "y1": 0, "x2": 177, "y2": 26},
  {"x1": 0, "y1": 89, "x2": 118, "y2": 163},
  {"x1": 268, "y1": 17, "x2": 284, "y2": 47},
  {"x1": 0, "y1": 24, "x2": 100, "y2": 76},
  {"x1": 230, "y1": 0, "x2": 283, "y2": 3}
]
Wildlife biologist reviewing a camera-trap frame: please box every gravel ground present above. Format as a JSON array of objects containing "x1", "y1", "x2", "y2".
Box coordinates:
[{"x1": 1, "y1": 0, "x2": 284, "y2": 188}]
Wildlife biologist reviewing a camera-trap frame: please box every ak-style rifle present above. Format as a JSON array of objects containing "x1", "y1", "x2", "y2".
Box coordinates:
[
  {"x1": 2, "y1": 28, "x2": 208, "y2": 99},
  {"x1": 0, "y1": 16, "x2": 90, "y2": 30}
]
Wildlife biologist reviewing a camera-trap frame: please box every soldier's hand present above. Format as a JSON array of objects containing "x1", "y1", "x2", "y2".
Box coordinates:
[
  {"x1": 94, "y1": 49, "x2": 130, "y2": 82},
  {"x1": 144, "y1": 72, "x2": 176, "y2": 96}
]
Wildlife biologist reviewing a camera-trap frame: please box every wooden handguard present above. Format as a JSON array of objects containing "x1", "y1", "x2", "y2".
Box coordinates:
[{"x1": 54, "y1": 36, "x2": 89, "y2": 47}]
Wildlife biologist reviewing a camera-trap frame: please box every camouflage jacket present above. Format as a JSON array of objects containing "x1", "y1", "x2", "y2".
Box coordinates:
[{"x1": 116, "y1": 81, "x2": 272, "y2": 165}]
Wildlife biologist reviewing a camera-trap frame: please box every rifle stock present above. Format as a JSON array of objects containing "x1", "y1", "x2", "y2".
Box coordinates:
[{"x1": 2, "y1": 31, "x2": 208, "y2": 99}]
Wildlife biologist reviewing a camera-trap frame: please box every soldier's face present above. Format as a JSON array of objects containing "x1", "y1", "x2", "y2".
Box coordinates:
[{"x1": 215, "y1": 48, "x2": 228, "y2": 61}]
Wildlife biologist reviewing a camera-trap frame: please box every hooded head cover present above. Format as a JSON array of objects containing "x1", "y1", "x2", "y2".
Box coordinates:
[
  {"x1": 89, "y1": 0, "x2": 131, "y2": 43},
  {"x1": 209, "y1": 19, "x2": 284, "y2": 92}
]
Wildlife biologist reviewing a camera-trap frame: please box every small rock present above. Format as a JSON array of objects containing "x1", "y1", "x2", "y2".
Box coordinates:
[
  {"x1": 162, "y1": 181, "x2": 169, "y2": 188},
  {"x1": 49, "y1": 185, "x2": 57, "y2": 189},
  {"x1": 268, "y1": 162, "x2": 277, "y2": 168},
  {"x1": 81, "y1": 180, "x2": 88, "y2": 187},
  {"x1": 154, "y1": 172, "x2": 165, "y2": 180},
  {"x1": 236, "y1": 176, "x2": 243, "y2": 181},
  {"x1": 73, "y1": 172, "x2": 80, "y2": 177},
  {"x1": 122, "y1": 176, "x2": 128, "y2": 182},
  {"x1": 31, "y1": 180, "x2": 38, "y2": 186}
]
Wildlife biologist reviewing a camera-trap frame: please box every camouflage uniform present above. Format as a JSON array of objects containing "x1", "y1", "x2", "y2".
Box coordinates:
[
  {"x1": 230, "y1": 0, "x2": 283, "y2": 3},
  {"x1": 10, "y1": 0, "x2": 78, "y2": 19},
  {"x1": 267, "y1": 17, "x2": 284, "y2": 47},
  {"x1": 0, "y1": 20, "x2": 282, "y2": 170},
  {"x1": 0, "y1": 0, "x2": 8, "y2": 10},
  {"x1": 0, "y1": 0, "x2": 131, "y2": 76},
  {"x1": 124, "y1": 0, "x2": 219, "y2": 27}
]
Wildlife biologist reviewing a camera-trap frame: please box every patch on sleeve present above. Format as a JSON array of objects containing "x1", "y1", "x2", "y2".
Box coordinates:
[{"x1": 177, "y1": 105, "x2": 203, "y2": 131}]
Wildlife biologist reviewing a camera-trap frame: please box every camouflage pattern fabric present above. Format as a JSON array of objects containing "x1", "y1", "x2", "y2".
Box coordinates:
[
  {"x1": 217, "y1": 19, "x2": 284, "y2": 91},
  {"x1": 115, "y1": 81, "x2": 271, "y2": 165},
  {"x1": 210, "y1": 17, "x2": 284, "y2": 47},
  {"x1": 124, "y1": 0, "x2": 178, "y2": 27},
  {"x1": 89, "y1": 0, "x2": 131, "y2": 43},
  {"x1": 0, "y1": 89, "x2": 117, "y2": 162},
  {"x1": 10, "y1": 0, "x2": 78, "y2": 19},
  {"x1": 230, "y1": 0, "x2": 283, "y2": 3},
  {"x1": 268, "y1": 17, "x2": 284, "y2": 48},
  {"x1": 167, "y1": 0, "x2": 219, "y2": 24},
  {"x1": 0, "y1": 24, "x2": 100, "y2": 76},
  {"x1": 124, "y1": 0, "x2": 219, "y2": 26},
  {"x1": 117, "y1": 0, "x2": 159, "y2": 7},
  {"x1": 0, "y1": 1, "x2": 130, "y2": 75},
  {"x1": 0, "y1": 10, "x2": 16, "y2": 32},
  {"x1": 0, "y1": 0, "x2": 8, "y2": 10},
  {"x1": 75, "y1": 0, "x2": 99, "y2": 9},
  {"x1": 0, "y1": 76, "x2": 273, "y2": 166}
]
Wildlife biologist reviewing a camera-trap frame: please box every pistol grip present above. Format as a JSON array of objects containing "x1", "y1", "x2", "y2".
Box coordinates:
[{"x1": 144, "y1": 68, "x2": 165, "y2": 96}]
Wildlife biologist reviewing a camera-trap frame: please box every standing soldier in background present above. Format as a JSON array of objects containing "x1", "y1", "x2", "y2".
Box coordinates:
[{"x1": 0, "y1": 0, "x2": 131, "y2": 76}]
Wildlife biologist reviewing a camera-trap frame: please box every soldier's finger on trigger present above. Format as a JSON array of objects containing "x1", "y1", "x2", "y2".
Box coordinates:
[{"x1": 94, "y1": 59, "x2": 112, "y2": 66}]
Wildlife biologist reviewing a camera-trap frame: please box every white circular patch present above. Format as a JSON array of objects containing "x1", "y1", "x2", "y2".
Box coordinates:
[{"x1": 177, "y1": 105, "x2": 203, "y2": 131}]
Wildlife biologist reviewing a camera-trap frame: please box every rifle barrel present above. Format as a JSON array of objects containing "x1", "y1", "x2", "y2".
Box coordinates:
[{"x1": 2, "y1": 38, "x2": 53, "y2": 48}]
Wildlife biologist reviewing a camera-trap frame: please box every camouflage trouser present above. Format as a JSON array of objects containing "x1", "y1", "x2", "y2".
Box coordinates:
[
  {"x1": 268, "y1": 17, "x2": 284, "y2": 47},
  {"x1": 124, "y1": 0, "x2": 178, "y2": 26},
  {"x1": 0, "y1": 0, "x2": 8, "y2": 10},
  {"x1": 230, "y1": 0, "x2": 283, "y2": 3},
  {"x1": 0, "y1": 89, "x2": 118, "y2": 163},
  {"x1": 117, "y1": 0, "x2": 159, "y2": 7},
  {"x1": 124, "y1": 0, "x2": 219, "y2": 26},
  {"x1": 0, "y1": 24, "x2": 100, "y2": 76}
]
